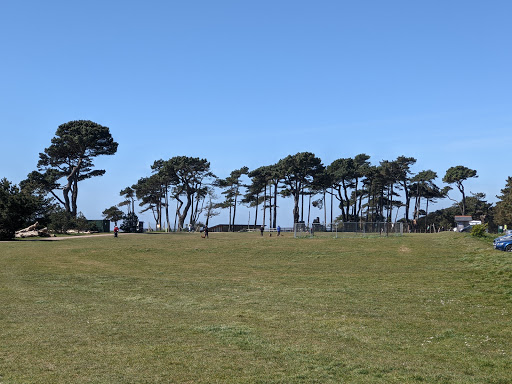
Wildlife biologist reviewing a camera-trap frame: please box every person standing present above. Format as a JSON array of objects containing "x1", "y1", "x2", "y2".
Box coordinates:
[
  {"x1": 277, "y1": 225, "x2": 281, "y2": 236},
  {"x1": 114, "y1": 225, "x2": 119, "y2": 238},
  {"x1": 204, "y1": 225, "x2": 209, "y2": 239},
  {"x1": 260, "y1": 225, "x2": 264, "y2": 236}
]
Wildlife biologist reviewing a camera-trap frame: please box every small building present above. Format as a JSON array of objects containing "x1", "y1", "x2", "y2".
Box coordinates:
[
  {"x1": 88, "y1": 220, "x2": 111, "y2": 232},
  {"x1": 454, "y1": 216, "x2": 472, "y2": 232}
]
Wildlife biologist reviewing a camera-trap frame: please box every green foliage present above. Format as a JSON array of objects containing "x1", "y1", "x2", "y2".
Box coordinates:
[
  {"x1": 278, "y1": 152, "x2": 324, "y2": 224},
  {"x1": 29, "y1": 120, "x2": 118, "y2": 217},
  {"x1": 443, "y1": 165, "x2": 478, "y2": 215},
  {"x1": 422, "y1": 193, "x2": 494, "y2": 232},
  {"x1": 48, "y1": 209, "x2": 93, "y2": 233},
  {"x1": 0, "y1": 178, "x2": 41, "y2": 240},
  {"x1": 120, "y1": 211, "x2": 139, "y2": 232},
  {"x1": 102, "y1": 206, "x2": 124, "y2": 224},
  {"x1": 74, "y1": 212, "x2": 93, "y2": 232},
  {"x1": 470, "y1": 223, "x2": 488, "y2": 237},
  {"x1": 442, "y1": 165, "x2": 478, "y2": 185},
  {"x1": 48, "y1": 208, "x2": 75, "y2": 233},
  {"x1": 494, "y1": 176, "x2": 512, "y2": 226}
]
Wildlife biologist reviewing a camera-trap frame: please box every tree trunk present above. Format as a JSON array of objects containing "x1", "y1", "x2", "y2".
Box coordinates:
[
  {"x1": 307, "y1": 193, "x2": 311, "y2": 226},
  {"x1": 254, "y1": 192, "x2": 259, "y2": 227},
  {"x1": 273, "y1": 183, "x2": 278, "y2": 229},
  {"x1": 353, "y1": 178, "x2": 358, "y2": 219},
  {"x1": 71, "y1": 177, "x2": 78, "y2": 217},
  {"x1": 174, "y1": 201, "x2": 178, "y2": 232},
  {"x1": 165, "y1": 187, "x2": 170, "y2": 231},
  {"x1": 425, "y1": 198, "x2": 429, "y2": 232},
  {"x1": 232, "y1": 190, "x2": 238, "y2": 231},
  {"x1": 268, "y1": 184, "x2": 273, "y2": 228},
  {"x1": 293, "y1": 189, "x2": 300, "y2": 225},
  {"x1": 341, "y1": 180, "x2": 350, "y2": 221},
  {"x1": 335, "y1": 186, "x2": 347, "y2": 222},
  {"x1": 323, "y1": 190, "x2": 327, "y2": 227},
  {"x1": 300, "y1": 190, "x2": 304, "y2": 222},
  {"x1": 262, "y1": 186, "x2": 267, "y2": 227},
  {"x1": 459, "y1": 183, "x2": 466, "y2": 215},
  {"x1": 178, "y1": 193, "x2": 193, "y2": 230},
  {"x1": 190, "y1": 194, "x2": 195, "y2": 226},
  {"x1": 228, "y1": 204, "x2": 232, "y2": 231},
  {"x1": 330, "y1": 187, "x2": 333, "y2": 225}
]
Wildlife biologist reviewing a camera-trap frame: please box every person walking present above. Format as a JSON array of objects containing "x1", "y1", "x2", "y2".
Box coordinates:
[
  {"x1": 114, "y1": 225, "x2": 119, "y2": 238},
  {"x1": 204, "y1": 225, "x2": 209, "y2": 239},
  {"x1": 277, "y1": 225, "x2": 281, "y2": 236},
  {"x1": 260, "y1": 225, "x2": 264, "y2": 236}
]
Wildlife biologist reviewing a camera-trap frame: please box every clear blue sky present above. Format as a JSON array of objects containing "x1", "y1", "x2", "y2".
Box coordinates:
[{"x1": 1, "y1": 1, "x2": 511, "y2": 227}]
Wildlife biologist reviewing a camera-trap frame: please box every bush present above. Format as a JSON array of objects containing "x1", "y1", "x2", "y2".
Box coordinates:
[
  {"x1": 0, "y1": 178, "x2": 41, "y2": 240},
  {"x1": 470, "y1": 223, "x2": 488, "y2": 238},
  {"x1": 48, "y1": 209, "x2": 74, "y2": 233},
  {"x1": 48, "y1": 209, "x2": 93, "y2": 233},
  {"x1": 120, "y1": 212, "x2": 139, "y2": 233}
]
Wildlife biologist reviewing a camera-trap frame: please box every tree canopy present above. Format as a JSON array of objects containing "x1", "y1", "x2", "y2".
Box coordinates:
[
  {"x1": 26, "y1": 120, "x2": 118, "y2": 217},
  {"x1": 278, "y1": 152, "x2": 324, "y2": 225},
  {"x1": 443, "y1": 166, "x2": 478, "y2": 215},
  {"x1": 494, "y1": 177, "x2": 512, "y2": 226}
]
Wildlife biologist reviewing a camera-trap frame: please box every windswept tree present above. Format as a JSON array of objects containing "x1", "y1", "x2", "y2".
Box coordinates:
[
  {"x1": 327, "y1": 154, "x2": 370, "y2": 222},
  {"x1": 327, "y1": 157, "x2": 355, "y2": 222},
  {"x1": 133, "y1": 175, "x2": 165, "y2": 229},
  {"x1": 119, "y1": 187, "x2": 136, "y2": 214},
  {"x1": 380, "y1": 159, "x2": 405, "y2": 222},
  {"x1": 151, "y1": 159, "x2": 174, "y2": 231},
  {"x1": 278, "y1": 152, "x2": 324, "y2": 225},
  {"x1": 243, "y1": 167, "x2": 268, "y2": 227},
  {"x1": 351, "y1": 154, "x2": 371, "y2": 220},
  {"x1": 411, "y1": 170, "x2": 437, "y2": 225},
  {"x1": 25, "y1": 120, "x2": 118, "y2": 217},
  {"x1": 443, "y1": 166, "x2": 478, "y2": 215},
  {"x1": 394, "y1": 156, "x2": 417, "y2": 226},
  {"x1": 162, "y1": 156, "x2": 215, "y2": 230},
  {"x1": 311, "y1": 170, "x2": 332, "y2": 227},
  {"x1": 203, "y1": 189, "x2": 220, "y2": 227},
  {"x1": 216, "y1": 166, "x2": 249, "y2": 231},
  {"x1": 494, "y1": 177, "x2": 512, "y2": 226},
  {"x1": 102, "y1": 206, "x2": 124, "y2": 225}
]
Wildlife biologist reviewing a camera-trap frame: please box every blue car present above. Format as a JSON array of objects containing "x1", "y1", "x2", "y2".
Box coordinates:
[{"x1": 494, "y1": 235, "x2": 512, "y2": 251}]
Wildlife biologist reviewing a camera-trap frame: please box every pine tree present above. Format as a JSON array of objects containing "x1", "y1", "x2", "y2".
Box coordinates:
[{"x1": 494, "y1": 177, "x2": 512, "y2": 226}]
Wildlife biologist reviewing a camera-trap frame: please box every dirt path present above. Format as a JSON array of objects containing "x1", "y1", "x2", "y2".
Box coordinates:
[{"x1": 0, "y1": 233, "x2": 134, "y2": 242}]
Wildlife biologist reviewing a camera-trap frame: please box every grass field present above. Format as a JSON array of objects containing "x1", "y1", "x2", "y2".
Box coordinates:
[{"x1": 1, "y1": 232, "x2": 511, "y2": 383}]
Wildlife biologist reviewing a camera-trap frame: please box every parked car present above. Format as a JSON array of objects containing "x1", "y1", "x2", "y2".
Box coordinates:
[{"x1": 493, "y1": 235, "x2": 512, "y2": 251}]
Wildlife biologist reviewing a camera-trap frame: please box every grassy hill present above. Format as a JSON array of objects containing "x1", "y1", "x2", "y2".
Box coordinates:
[{"x1": 1, "y1": 232, "x2": 511, "y2": 383}]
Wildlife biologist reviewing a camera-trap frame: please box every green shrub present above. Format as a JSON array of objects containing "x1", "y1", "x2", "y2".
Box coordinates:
[
  {"x1": 120, "y1": 212, "x2": 139, "y2": 233},
  {"x1": 470, "y1": 223, "x2": 488, "y2": 237}
]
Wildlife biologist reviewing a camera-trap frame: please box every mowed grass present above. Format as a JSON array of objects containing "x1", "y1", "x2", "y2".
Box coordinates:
[{"x1": 1, "y1": 232, "x2": 511, "y2": 383}]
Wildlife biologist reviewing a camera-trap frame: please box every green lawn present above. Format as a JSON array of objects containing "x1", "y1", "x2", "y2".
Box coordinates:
[{"x1": 1, "y1": 232, "x2": 511, "y2": 383}]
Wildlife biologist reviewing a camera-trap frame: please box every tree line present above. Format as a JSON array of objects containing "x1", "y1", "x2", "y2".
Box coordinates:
[
  {"x1": 109, "y1": 152, "x2": 482, "y2": 233},
  {"x1": 2, "y1": 119, "x2": 511, "y2": 239}
]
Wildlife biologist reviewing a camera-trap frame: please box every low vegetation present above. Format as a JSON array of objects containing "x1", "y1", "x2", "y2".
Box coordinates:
[{"x1": 1, "y1": 232, "x2": 511, "y2": 383}]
